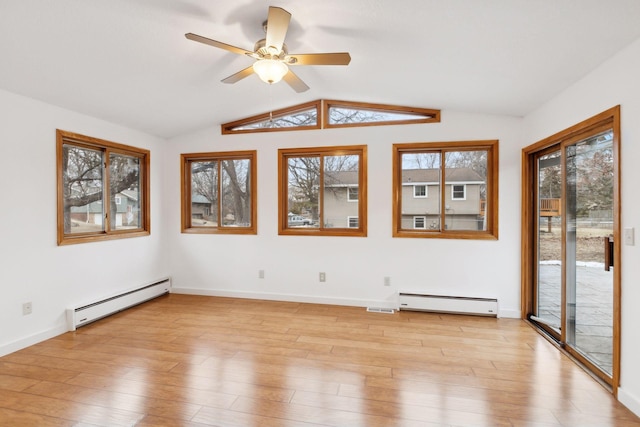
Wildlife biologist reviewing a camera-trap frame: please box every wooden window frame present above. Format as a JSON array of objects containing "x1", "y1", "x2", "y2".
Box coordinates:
[
  {"x1": 56, "y1": 130, "x2": 150, "y2": 246},
  {"x1": 221, "y1": 100, "x2": 440, "y2": 134},
  {"x1": 278, "y1": 145, "x2": 367, "y2": 237},
  {"x1": 393, "y1": 140, "x2": 499, "y2": 240},
  {"x1": 180, "y1": 151, "x2": 257, "y2": 235}
]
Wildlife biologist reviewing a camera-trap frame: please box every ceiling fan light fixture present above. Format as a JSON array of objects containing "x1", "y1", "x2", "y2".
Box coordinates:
[{"x1": 253, "y1": 59, "x2": 288, "y2": 84}]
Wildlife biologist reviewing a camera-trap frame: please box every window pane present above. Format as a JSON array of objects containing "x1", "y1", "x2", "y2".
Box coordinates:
[
  {"x1": 221, "y1": 159, "x2": 252, "y2": 227},
  {"x1": 231, "y1": 107, "x2": 317, "y2": 131},
  {"x1": 324, "y1": 155, "x2": 359, "y2": 228},
  {"x1": 329, "y1": 106, "x2": 431, "y2": 125},
  {"x1": 191, "y1": 161, "x2": 218, "y2": 227},
  {"x1": 63, "y1": 144, "x2": 104, "y2": 234},
  {"x1": 400, "y1": 152, "x2": 441, "y2": 230},
  {"x1": 444, "y1": 150, "x2": 488, "y2": 231},
  {"x1": 110, "y1": 153, "x2": 140, "y2": 230},
  {"x1": 287, "y1": 156, "x2": 319, "y2": 228}
]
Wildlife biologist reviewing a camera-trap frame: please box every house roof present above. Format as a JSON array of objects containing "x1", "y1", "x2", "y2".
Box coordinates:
[
  {"x1": 325, "y1": 167, "x2": 483, "y2": 186},
  {"x1": 1, "y1": 1, "x2": 640, "y2": 138},
  {"x1": 403, "y1": 168, "x2": 484, "y2": 184}
]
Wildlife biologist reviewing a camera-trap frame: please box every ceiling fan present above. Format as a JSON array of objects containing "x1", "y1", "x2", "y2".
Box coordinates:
[{"x1": 185, "y1": 6, "x2": 351, "y2": 93}]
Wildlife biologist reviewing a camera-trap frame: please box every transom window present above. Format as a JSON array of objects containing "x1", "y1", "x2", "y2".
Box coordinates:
[
  {"x1": 393, "y1": 140, "x2": 498, "y2": 239},
  {"x1": 181, "y1": 151, "x2": 257, "y2": 234},
  {"x1": 56, "y1": 130, "x2": 150, "y2": 245},
  {"x1": 222, "y1": 100, "x2": 440, "y2": 134},
  {"x1": 279, "y1": 145, "x2": 367, "y2": 236}
]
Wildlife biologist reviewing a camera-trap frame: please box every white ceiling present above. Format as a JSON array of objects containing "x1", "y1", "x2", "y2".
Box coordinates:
[{"x1": 2, "y1": 0, "x2": 640, "y2": 138}]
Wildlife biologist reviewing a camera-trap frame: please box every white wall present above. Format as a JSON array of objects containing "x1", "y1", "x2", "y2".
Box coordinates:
[
  {"x1": 523, "y1": 37, "x2": 640, "y2": 415},
  {"x1": 165, "y1": 111, "x2": 524, "y2": 317},
  {"x1": 0, "y1": 89, "x2": 169, "y2": 356}
]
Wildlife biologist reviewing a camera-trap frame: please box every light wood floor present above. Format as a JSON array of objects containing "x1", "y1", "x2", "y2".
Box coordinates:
[{"x1": 1, "y1": 294, "x2": 639, "y2": 426}]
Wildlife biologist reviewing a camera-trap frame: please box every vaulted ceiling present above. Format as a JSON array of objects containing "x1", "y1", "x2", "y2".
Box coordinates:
[{"x1": 2, "y1": 0, "x2": 640, "y2": 138}]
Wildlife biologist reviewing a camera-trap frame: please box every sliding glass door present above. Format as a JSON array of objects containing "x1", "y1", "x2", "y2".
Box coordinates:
[{"x1": 524, "y1": 107, "x2": 620, "y2": 390}]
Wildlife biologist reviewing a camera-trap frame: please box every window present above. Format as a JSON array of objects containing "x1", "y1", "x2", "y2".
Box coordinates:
[
  {"x1": 222, "y1": 100, "x2": 440, "y2": 134},
  {"x1": 414, "y1": 185, "x2": 427, "y2": 198},
  {"x1": 348, "y1": 187, "x2": 359, "y2": 202},
  {"x1": 279, "y1": 145, "x2": 367, "y2": 236},
  {"x1": 56, "y1": 130, "x2": 150, "y2": 245},
  {"x1": 452, "y1": 184, "x2": 466, "y2": 200},
  {"x1": 181, "y1": 151, "x2": 257, "y2": 234},
  {"x1": 393, "y1": 140, "x2": 498, "y2": 239},
  {"x1": 413, "y1": 216, "x2": 427, "y2": 229}
]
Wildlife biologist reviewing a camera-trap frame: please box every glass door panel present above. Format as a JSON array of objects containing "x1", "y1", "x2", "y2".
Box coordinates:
[
  {"x1": 565, "y1": 131, "x2": 614, "y2": 376},
  {"x1": 534, "y1": 149, "x2": 563, "y2": 335}
]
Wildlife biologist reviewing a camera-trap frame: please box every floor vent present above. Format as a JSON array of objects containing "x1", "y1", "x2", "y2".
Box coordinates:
[
  {"x1": 66, "y1": 277, "x2": 171, "y2": 331},
  {"x1": 366, "y1": 307, "x2": 395, "y2": 314},
  {"x1": 398, "y1": 292, "x2": 498, "y2": 317}
]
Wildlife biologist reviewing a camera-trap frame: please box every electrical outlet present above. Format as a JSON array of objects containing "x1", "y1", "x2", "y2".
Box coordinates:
[
  {"x1": 259, "y1": 269, "x2": 265, "y2": 279},
  {"x1": 319, "y1": 272, "x2": 326, "y2": 282},
  {"x1": 22, "y1": 302, "x2": 32, "y2": 315},
  {"x1": 384, "y1": 276, "x2": 391, "y2": 286},
  {"x1": 624, "y1": 228, "x2": 635, "y2": 246}
]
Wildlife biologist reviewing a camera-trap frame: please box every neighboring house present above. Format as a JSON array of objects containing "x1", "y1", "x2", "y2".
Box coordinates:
[
  {"x1": 402, "y1": 168, "x2": 485, "y2": 230},
  {"x1": 70, "y1": 190, "x2": 140, "y2": 228},
  {"x1": 191, "y1": 194, "x2": 214, "y2": 223},
  {"x1": 322, "y1": 167, "x2": 485, "y2": 230},
  {"x1": 323, "y1": 171, "x2": 360, "y2": 228}
]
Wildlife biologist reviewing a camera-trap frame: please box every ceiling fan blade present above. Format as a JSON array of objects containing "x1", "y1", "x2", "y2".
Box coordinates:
[
  {"x1": 265, "y1": 6, "x2": 291, "y2": 52},
  {"x1": 283, "y1": 69, "x2": 310, "y2": 93},
  {"x1": 288, "y1": 52, "x2": 351, "y2": 66},
  {"x1": 185, "y1": 33, "x2": 252, "y2": 56},
  {"x1": 221, "y1": 66, "x2": 255, "y2": 84}
]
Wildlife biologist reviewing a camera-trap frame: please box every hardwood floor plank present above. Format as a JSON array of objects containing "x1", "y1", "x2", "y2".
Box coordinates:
[
  {"x1": 0, "y1": 407, "x2": 73, "y2": 427},
  {"x1": 24, "y1": 380, "x2": 203, "y2": 421},
  {"x1": 0, "y1": 294, "x2": 637, "y2": 426}
]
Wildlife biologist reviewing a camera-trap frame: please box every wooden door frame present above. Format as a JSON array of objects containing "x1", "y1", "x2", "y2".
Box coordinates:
[{"x1": 521, "y1": 105, "x2": 621, "y2": 394}]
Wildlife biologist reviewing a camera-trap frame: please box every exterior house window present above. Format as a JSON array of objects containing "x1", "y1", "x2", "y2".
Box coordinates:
[
  {"x1": 392, "y1": 140, "x2": 498, "y2": 240},
  {"x1": 279, "y1": 145, "x2": 367, "y2": 236},
  {"x1": 348, "y1": 186, "x2": 359, "y2": 202},
  {"x1": 413, "y1": 216, "x2": 427, "y2": 229},
  {"x1": 452, "y1": 184, "x2": 466, "y2": 200},
  {"x1": 56, "y1": 130, "x2": 150, "y2": 245},
  {"x1": 181, "y1": 151, "x2": 257, "y2": 234},
  {"x1": 414, "y1": 185, "x2": 427, "y2": 198}
]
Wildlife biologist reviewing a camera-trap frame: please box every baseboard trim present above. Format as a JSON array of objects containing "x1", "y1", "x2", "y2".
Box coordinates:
[
  {"x1": 171, "y1": 287, "x2": 398, "y2": 310},
  {"x1": 618, "y1": 387, "x2": 640, "y2": 418},
  {"x1": 0, "y1": 324, "x2": 68, "y2": 357}
]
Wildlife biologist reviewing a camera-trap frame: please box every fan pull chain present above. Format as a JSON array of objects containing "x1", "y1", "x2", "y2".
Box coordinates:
[{"x1": 269, "y1": 84, "x2": 274, "y2": 125}]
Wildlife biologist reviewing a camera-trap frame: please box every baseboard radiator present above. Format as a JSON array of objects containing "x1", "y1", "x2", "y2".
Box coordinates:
[
  {"x1": 398, "y1": 292, "x2": 498, "y2": 317},
  {"x1": 66, "y1": 277, "x2": 171, "y2": 331}
]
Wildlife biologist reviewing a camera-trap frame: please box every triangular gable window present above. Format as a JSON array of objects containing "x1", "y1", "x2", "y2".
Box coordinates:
[
  {"x1": 325, "y1": 100, "x2": 439, "y2": 128},
  {"x1": 221, "y1": 100, "x2": 439, "y2": 134}
]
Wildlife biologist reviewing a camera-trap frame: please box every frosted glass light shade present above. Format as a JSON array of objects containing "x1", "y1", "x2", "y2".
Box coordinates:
[{"x1": 253, "y1": 59, "x2": 288, "y2": 84}]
